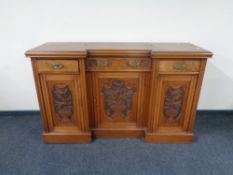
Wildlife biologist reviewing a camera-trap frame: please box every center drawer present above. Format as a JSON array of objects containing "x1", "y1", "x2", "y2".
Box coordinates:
[{"x1": 86, "y1": 57, "x2": 151, "y2": 71}]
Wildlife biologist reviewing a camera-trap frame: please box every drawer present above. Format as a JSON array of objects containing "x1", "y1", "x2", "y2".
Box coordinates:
[
  {"x1": 87, "y1": 57, "x2": 151, "y2": 71},
  {"x1": 159, "y1": 60, "x2": 200, "y2": 72},
  {"x1": 36, "y1": 60, "x2": 79, "y2": 73}
]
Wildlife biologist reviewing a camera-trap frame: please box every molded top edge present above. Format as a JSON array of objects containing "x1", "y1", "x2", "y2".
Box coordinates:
[{"x1": 25, "y1": 42, "x2": 213, "y2": 58}]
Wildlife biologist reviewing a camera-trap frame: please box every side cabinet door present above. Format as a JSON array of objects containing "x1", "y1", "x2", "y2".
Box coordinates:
[
  {"x1": 155, "y1": 75, "x2": 197, "y2": 133},
  {"x1": 40, "y1": 74, "x2": 84, "y2": 133}
]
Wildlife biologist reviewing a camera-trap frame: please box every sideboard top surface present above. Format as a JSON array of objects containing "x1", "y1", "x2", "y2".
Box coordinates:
[{"x1": 25, "y1": 42, "x2": 213, "y2": 58}]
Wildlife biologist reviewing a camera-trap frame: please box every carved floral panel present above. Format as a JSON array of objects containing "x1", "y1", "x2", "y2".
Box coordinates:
[
  {"x1": 101, "y1": 80, "x2": 137, "y2": 118},
  {"x1": 52, "y1": 84, "x2": 73, "y2": 122},
  {"x1": 163, "y1": 86, "x2": 185, "y2": 122}
]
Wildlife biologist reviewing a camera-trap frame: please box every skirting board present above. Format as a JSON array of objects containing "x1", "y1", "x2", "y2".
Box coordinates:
[
  {"x1": 0, "y1": 110, "x2": 40, "y2": 116},
  {"x1": 0, "y1": 110, "x2": 233, "y2": 117}
]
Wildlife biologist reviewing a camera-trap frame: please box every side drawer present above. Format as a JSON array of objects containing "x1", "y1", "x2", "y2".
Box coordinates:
[
  {"x1": 86, "y1": 57, "x2": 151, "y2": 71},
  {"x1": 159, "y1": 60, "x2": 200, "y2": 73},
  {"x1": 36, "y1": 60, "x2": 79, "y2": 73}
]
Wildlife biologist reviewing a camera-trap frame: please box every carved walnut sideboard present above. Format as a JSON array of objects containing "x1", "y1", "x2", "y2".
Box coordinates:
[{"x1": 25, "y1": 42, "x2": 212, "y2": 144}]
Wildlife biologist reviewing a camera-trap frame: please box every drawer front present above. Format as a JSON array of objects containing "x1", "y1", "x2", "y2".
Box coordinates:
[
  {"x1": 36, "y1": 60, "x2": 79, "y2": 73},
  {"x1": 87, "y1": 57, "x2": 151, "y2": 71},
  {"x1": 159, "y1": 60, "x2": 200, "y2": 72}
]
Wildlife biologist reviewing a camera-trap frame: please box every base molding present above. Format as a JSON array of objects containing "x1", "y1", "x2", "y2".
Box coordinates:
[
  {"x1": 145, "y1": 132, "x2": 194, "y2": 144},
  {"x1": 92, "y1": 129, "x2": 145, "y2": 138},
  {"x1": 42, "y1": 132, "x2": 92, "y2": 144}
]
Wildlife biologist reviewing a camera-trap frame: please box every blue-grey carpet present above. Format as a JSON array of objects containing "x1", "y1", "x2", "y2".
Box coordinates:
[{"x1": 0, "y1": 112, "x2": 233, "y2": 175}]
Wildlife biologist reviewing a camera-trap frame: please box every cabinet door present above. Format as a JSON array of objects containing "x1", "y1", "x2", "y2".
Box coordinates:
[
  {"x1": 92, "y1": 72, "x2": 147, "y2": 129},
  {"x1": 40, "y1": 74, "x2": 84, "y2": 133},
  {"x1": 155, "y1": 75, "x2": 197, "y2": 133}
]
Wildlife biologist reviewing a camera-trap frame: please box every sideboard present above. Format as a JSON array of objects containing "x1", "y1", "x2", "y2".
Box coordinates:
[{"x1": 25, "y1": 42, "x2": 212, "y2": 143}]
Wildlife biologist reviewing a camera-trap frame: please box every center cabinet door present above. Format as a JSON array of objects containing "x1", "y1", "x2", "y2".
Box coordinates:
[{"x1": 91, "y1": 72, "x2": 148, "y2": 129}]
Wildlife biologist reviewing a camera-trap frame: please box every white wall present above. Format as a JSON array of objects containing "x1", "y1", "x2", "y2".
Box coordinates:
[{"x1": 0, "y1": 0, "x2": 233, "y2": 110}]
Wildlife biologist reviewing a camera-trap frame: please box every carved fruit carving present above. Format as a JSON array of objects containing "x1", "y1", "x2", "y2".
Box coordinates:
[
  {"x1": 101, "y1": 80, "x2": 136, "y2": 118},
  {"x1": 163, "y1": 86, "x2": 185, "y2": 122},
  {"x1": 52, "y1": 85, "x2": 73, "y2": 122}
]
